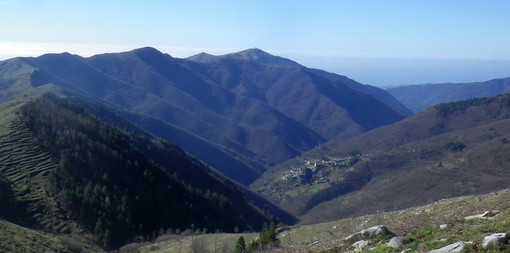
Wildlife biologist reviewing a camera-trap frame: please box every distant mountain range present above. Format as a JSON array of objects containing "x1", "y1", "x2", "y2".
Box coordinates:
[
  {"x1": 253, "y1": 93, "x2": 510, "y2": 224},
  {"x1": 0, "y1": 47, "x2": 408, "y2": 184},
  {"x1": 386, "y1": 77, "x2": 510, "y2": 113}
]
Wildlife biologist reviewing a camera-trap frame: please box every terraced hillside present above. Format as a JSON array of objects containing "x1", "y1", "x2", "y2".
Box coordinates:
[
  {"x1": 0, "y1": 102, "x2": 72, "y2": 233},
  {"x1": 0, "y1": 100, "x2": 100, "y2": 251}
]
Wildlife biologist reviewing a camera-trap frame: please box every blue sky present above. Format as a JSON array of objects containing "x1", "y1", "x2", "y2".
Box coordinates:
[{"x1": 1, "y1": 0, "x2": 509, "y2": 86}]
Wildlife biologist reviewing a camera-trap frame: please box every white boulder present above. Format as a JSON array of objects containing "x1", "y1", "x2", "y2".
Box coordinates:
[
  {"x1": 387, "y1": 236, "x2": 403, "y2": 249},
  {"x1": 351, "y1": 240, "x2": 369, "y2": 252},
  {"x1": 345, "y1": 225, "x2": 392, "y2": 242},
  {"x1": 464, "y1": 210, "x2": 500, "y2": 220},
  {"x1": 482, "y1": 233, "x2": 507, "y2": 249},
  {"x1": 428, "y1": 241, "x2": 464, "y2": 253}
]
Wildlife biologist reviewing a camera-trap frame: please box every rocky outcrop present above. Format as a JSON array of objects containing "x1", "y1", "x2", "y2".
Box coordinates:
[{"x1": 345, "y1": 225, "x2": 393, "y2": 243}]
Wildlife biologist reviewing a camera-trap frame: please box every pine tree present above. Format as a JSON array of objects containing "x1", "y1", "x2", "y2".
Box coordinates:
[{"x1": 235, "y1": 236, "x2": 246, "y2": 253}]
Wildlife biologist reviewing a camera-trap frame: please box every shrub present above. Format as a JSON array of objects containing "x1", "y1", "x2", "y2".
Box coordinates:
[{"x1": 443, "y1": 142, "x2": 466, "y2": 152}]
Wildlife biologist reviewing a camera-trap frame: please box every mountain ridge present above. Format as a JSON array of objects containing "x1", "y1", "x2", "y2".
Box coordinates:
[
  {"x1": 386, "y1": 76, "x2": 510, "y2": 113},
  {"x1": 0, "y1": 47, "x2": 409, "y2": 185},
  {"x1": 184, "y1": 48, "x2": 409, "y2": 139},
  {"x1": 187, "y1": 48, "x2": 412, "y2": 117}
]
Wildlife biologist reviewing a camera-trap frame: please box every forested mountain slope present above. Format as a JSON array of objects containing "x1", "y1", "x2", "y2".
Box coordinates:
[
  {"x1": 186, "y1": 48, "x2": 410, "y2": 139},
  {"x1": 253, "y1": 93, "x2": 510, "y2": 224},
  {"x1": 0, "y1": 94, "x2": 277, "y2": 249}
]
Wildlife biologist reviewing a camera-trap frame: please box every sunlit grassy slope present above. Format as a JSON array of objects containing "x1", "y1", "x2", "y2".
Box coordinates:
[{"x1": 139, "y1": 188, "x2": 510, "y2": 252}]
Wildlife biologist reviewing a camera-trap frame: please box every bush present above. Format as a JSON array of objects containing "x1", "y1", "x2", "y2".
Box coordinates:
[{"x1": 443, "y1": 142, "x2": 466, "y2": 152}]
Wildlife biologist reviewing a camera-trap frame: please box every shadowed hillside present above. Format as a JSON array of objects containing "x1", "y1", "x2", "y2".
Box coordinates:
[
  {"x1": 0, "y1": 94, "x2": 282, "y2": 249},
  {"x1": 0, "y1": 48, "x2": 328, "y2": 184},
  {"x1": 0, "y1": 47, "x2": 410, "y2": 185},
  {"x1": 186, "y1": 48, "x2": 409, "y2": 139}
]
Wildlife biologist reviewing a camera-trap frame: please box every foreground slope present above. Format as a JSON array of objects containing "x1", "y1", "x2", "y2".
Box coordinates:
[
  {"x1": 138, "y1": 187, "x2": 510, "y2": 252},
  {"x1": 0, "y1": 219, "x2": 103, "y2": 252},
  {"x1": 386, "y1": 77, "x2": 510, "y2": 113},
  {"x1": 0, "y1": 94, "x2": 275, "y2": 249},
  {"x1": 253, "y1": 93, "x2": 510, "y2": 223}
]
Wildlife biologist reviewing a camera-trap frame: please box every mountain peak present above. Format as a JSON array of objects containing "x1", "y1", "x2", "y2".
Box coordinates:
[
  {"x1": 129, "y1": 46, "x2": 177, "y2": 66},
  {"x1": 131, "y1": 46, "x2": 166, "y2": 57},
  {"x1": 237, "y1": 48, "x2": 272, "y2": 57},
  {"x1": 187, "y1": 48, "x2": 301, "y2": 67},
  {"x1": 234, "y1": 48, "x2": 300, "y2": 67},
  {"x1": 36, "y1": 52, "x2": 77, "y2": 60},
  {"x1": 186, "y1": 52, "x2": 217, "y2": 63}
]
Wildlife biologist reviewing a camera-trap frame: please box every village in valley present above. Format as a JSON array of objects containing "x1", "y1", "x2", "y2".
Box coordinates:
[{"x1": 281, "y1": 153, "x2": 362, "y2": 185}]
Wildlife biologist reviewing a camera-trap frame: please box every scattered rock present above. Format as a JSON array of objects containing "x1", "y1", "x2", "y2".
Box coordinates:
[
  {"x1": 464, "y1": 210, "x2": 500, "y2": 220},
  {"x1": 276, "y1": 230, "x2": 290, "y2": 239},
  {"x1": 308, "y1": 240, "x2": 319, "y2": 246},
  {"x1": 388, "y1": 236, "x2": 403, "y2": 249},
  {"x1": 351, "y1": 240, "x2": 369, "y2": 252},
  {"x1": 428, "y1": 241, "x2": 464, "y2": 253},
  {"x1": 482, "y1": 233, "x2": 507, "y2": 249},
  {"x1": 345, "y1": 225, "x2": 393, "y2": 243},
  {"x1": 439, "y1": 224, "x2": 448, "y2": 229}
]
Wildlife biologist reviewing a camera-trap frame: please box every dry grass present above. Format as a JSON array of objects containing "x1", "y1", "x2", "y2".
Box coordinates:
[
  {"x1": 138, "y1": 233, "x2": 258, "y2": 253},
  {"x1": 0, "y1": 219, "x2": 66, "y2": 252}
]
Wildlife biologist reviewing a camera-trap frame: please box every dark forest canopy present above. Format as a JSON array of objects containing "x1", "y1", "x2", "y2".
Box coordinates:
[{"x1": 18, "y1": 94, "x2": 268, "y2": 248}]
